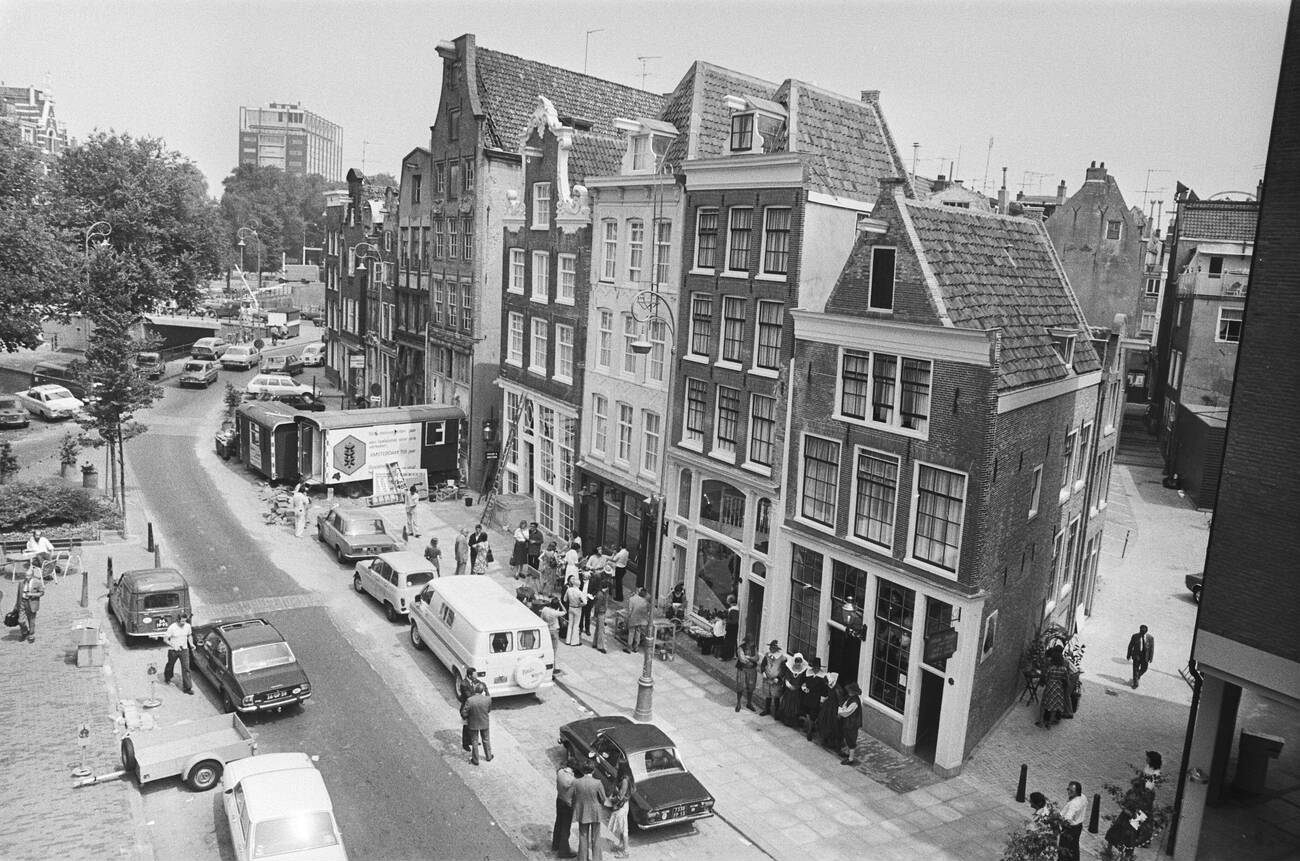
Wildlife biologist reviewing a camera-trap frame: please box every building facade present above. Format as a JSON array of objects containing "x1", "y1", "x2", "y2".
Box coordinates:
[
  {"x1": 0, "y1": 84, "x2": 69, "y2": 158},
  {"x1": 238, "y1": 102, "x2": 342, "y2": 180},
  {"x1": 393, "y1": 147, "x2": 432, "y2": 405},
  {"x1": 775, "y1": 184, "x2": 1119, "y2": 774}
]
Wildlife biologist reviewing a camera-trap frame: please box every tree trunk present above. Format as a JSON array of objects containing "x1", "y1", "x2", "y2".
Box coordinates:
[{"x1": 118, "y1": 435, "x2": 129, "y2": 538}]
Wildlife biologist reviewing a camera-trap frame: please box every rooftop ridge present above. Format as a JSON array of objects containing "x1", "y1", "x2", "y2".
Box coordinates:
[{"x1": 476, "y1": 46, "x2": 666, "y2": 99}]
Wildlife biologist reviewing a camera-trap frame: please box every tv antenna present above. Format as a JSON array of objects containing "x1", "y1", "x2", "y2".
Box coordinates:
[
  {"x1": 1141, "y1": 169, "x2": 1171, "y2": 212},
  {"x1": 584, "y1": 29, "x2": 605, "y2": 74},
  {"x1": 636, "y1": 55, "x2": 661, "y2": 90}
]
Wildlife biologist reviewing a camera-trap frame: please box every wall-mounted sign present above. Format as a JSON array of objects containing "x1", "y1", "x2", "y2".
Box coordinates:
[{"x1": 923, "y1": 628, "x2": 959, "y2": 665}]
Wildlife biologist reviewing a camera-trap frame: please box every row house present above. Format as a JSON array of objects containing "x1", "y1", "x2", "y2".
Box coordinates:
[
  {"x1": 1153, "y1": 194, "x2": 1257, "y2": 506},
  {"x1": 662, "y1": 68, "x2": 912, "y2": 648},
  {"x1": 425, "y1": 34, "x2": 661, "y2": 491},
  {"x1": 777, "y1": 183, "x2": 1120, "y2": 774},
  {"x1": 392, "y1": 147, "x2": 433, "y2": 405},
  {"x1": 322, "y1": 169, "x2": 391, "y2": 402}
]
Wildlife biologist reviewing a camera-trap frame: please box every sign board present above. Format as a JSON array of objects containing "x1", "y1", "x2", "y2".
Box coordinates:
[
  {"x1": 325, "y1": 422, "x2": 422, "y2": 484},
  {"x1": 484, "y1": 449, "x2": 500, "y2": 462},
  {"x1": 348, "y1": 354, "x2": 365, "y2": 369},
  {"x1": 923, "y1": 628, "x2": 959, "y2": 665}
]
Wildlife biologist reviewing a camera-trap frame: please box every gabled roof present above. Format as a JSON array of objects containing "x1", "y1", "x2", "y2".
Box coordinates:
[
  {"x1": 1178, "y1": 200, "x2": 1258, "y2": 244},
  {"x1": 789, "y1": 81, "x2": 911, "y2": 201},
  {"x1": 660, "y1": 61, "x2": 779, "y2": 169},
  {"x1": 473, "y1": 47, "x2": 666, "y2": 150},
  {"x1": 568, "y1": 130, "x2": 626, "y2": 182}
]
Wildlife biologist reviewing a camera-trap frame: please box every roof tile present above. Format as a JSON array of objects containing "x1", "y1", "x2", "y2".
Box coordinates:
[{"x1": 1178, "y1": 200, "x2": 1259, "y2": 243}]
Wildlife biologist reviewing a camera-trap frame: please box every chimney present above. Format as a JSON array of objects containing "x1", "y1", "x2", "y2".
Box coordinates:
[
  {"x1": 1057, "y1": 180, "x2": 1067, "y2": 204},
  {"x1": 933, "y1": 174, "x2": 949, "y2": 192},
  {"x1": 1256, "y1": 178, "x2": 1264, "y2": 201},
  {"x1": 860, "y1": 90, "x2": 880, "y2": 104},
  {"x1": 997, "y1": 166, "x2": 1008, "y2": 214}
]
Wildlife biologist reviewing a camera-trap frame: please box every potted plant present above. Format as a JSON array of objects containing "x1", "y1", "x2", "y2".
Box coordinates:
[{"x1": 59, "y1": 433, "x2": 80, "y2": 479}]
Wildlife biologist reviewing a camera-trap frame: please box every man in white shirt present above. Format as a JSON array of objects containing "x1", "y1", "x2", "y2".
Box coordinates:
[
  {"x1": 25, "y1": 531, "x2": 55, "y2": 568},
  {"x1": 163, "y1": 613, "x2": 195, "y2": 694},
  {"x1": 610, "y1": 544, "x2": 630, "y2": 601},
  {"x1": 1059, "y1": 780, "x2": 1086, "y2": 861},
  {"x1": 291, "y1": 485, "x2": 310, "y2": 537}
]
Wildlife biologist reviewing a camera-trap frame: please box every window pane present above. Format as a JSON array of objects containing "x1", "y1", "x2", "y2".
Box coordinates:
[
  {"x1": 558, "y1": 255, "x2": 576, "y2": 302},
  {"x1": 602, "y1": 221, "x2": 618, "y2": 280},
  {"x1": 762, "y1": 208, "x2": 791, "y2": 274},
  {"x1": 654, "y1": 220, "x2": 672, "y2": 286},
  {"x1": 840, "y1": 351, "x2": 871, "y2": 419},
  {"x1": 869, "y1": 247, "x2": 896, "y2": 309},
  {"x1": 912, "y1": 465, "x2": 966, "y2": 572},
  {"x1": 685, "y1": 379, "x2": 707, "y2": 443},
  {"x1": 800, "y1": 436, "x2": 840, "y2": 526},
  {"x1": 690, "y1": 295, "x2": 713, "y2": 357},
  {"x1": 642, "y1": 411, "x2": 661, "y2": 473},
  {"x1": 899, "y1": 359, "x2": 931, "y2": 432},
  {"x1": 853, "y1": 451, "x2": 897, "y2": 547},
  {"x1": 598, "y1": 310, "x2": 613, "y2": 367},
  {"x1": 696, "y1": 209, "x2": 718, "y2": 269},
  {"x1": 722, "y1": 297, "x2": 745, "y2": 362},
  {"x1": 727, "y1": 208, "x2": 752, "y2": 271},
  {"x1": 715, "y1": 386, "x2": 740, "y2": 453},
  {"x1": 869, "y1": 578, "x2": 914, "y2": 713},
  {"x1": 748, "y1": 395, "x2": 776, "y2": 467},
  {"x1": 627, "y1": 220, "x2": 644, "y2": 282},
  {"x1": 755, "y1": 301, "x2": 783, "y2": 369},
  {"x1": 831, "y1": 560, "x2": 868, "y2": 626},
  {"x1": 872, "y1": 353, "x2": 897, "y2": 423},
  {"x1": 787, "y1": 546, "x2": 822, "y2": 659}
]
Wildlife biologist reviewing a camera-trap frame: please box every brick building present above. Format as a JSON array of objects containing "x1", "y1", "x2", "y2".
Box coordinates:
[
  {"x1": 393, "y1": 147, "x2": 432, "y2": 405},
  {"x1": 777, "y1": 183, "x2": 1121, "y2": 774},
  {"x1": 1173, "y1": 13, "x2": 1299, "y2": 856},
  {"x1": 662, "y1": 71, "x2": 912, "y2": 649},
  {"x1": 0, "y1": 84, "x2": 69, "y2": 158},
  {"x1": 1152, "y1": 195, "x2": 1257, "y2": 505}
]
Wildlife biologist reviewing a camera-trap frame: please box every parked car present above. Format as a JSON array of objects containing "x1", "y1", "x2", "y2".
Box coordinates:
[
  {"x1": 31, "y1": 358, "x2": 92, "y2": 399},
  {"x1": 13, "y1": 384, "x2": 83, "y2": 420},
  {"x1": 558, "y1": 715, "x2": 715, "y2": 829},
  {"x1": 317, "y1": 509, "x2": 401, "y2": 563},
  {"x1": 136, "y1": 351, "x2": 166, "y2": 380},
  {"x1": 221, "y1": 344, "x2": 261, "y2": 370},
  {"x1": 191, "y1": 337, "x2": 228, "y2": 361},
  {"x1": 107, "y1": 568, "x2": 192, "y2": 639},
  {"x1": 1186, "y1": 571, "x2": 1204, "y2": 603},
  {"x1": 0, "y1": 395, "x2": 30, "y2": 428},
  {"x1": 191, "y1": 618, "x2": 312, "y2": 714},
  {"x1": 221, "y1": 752, "x2": 347, "y2": 861},
  {"x1": 353, "y1": 551, "x2": 437, "y2": 621},
  {"x1": 179, "y1": 360, "x2": 220, "y2": 388},
  {"x1": 245, "y1": 374, "x2": 312, "y2": 398},
  {"x1": 300, "y1": 342, "x2": 326, "y2": 367},
  {"x1": 254, "y1": 390, "x2": 326, "y2": 412},
  {"x1": 261, "y1": 353, "x2": 304, "y2": 376}
]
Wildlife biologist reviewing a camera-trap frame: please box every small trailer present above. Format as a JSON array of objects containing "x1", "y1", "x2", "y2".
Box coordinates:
[
  {"x1": 236, "y1": 401, "x2": 300, "y2": 482},
  {"x1": 116, "y1": 713, "x2": 257, "y2": 791}
]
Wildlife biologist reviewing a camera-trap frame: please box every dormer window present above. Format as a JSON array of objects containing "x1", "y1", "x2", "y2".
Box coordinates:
[
  {"x1": 1049, "y1": 328, "x2": 1077, "y2": 366},
  {"x1": 730, "y1": 114, "x2": 754, "y2": 152},
  {"x1": 615, "y1": 118, "x2": 677, "y2": 175},
  {"x1": 631, "y1": 135, "x2": 652, "y2": 171},
  {"x1": 724, "y1": 95, "x2": 788, "y2": 155}
]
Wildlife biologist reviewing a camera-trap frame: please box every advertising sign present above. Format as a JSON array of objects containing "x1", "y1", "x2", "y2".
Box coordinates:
[{"x1": 326, "y1": 422, "x2": 422, "y2": 484}]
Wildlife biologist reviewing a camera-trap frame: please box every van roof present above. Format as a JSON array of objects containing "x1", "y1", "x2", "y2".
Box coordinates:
[{"x1": 430, "y1": 575, "x2": 544, "y2": 627}]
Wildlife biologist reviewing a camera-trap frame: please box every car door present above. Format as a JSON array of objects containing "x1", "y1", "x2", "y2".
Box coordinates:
[
  {"x1": 593, "y1": 736, "x2": 623, "y2": 794},
  {"x1": 364, "y1": 558, "x2": 387, "y2": 600},
  {"x1": 325, "y1": 511, "x2": 343, "y2": 551}
]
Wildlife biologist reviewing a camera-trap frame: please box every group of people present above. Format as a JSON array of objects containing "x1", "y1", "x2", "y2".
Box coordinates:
[
  {"x1": 751, "y1": 641, "x2": 865, "y2": 766},
  {"x1": 1023, "y1": 750, "x2": 1163, "y2": 861},
  {"x1": 552, "y1": 751, "x2": 630, "y2": 860},
  {"x1": 1024, "y1": 780, "x2": 1089, "y2": 861},
  {"x1": 456, "y1": 665, "x2": 494, "y2": 765}
]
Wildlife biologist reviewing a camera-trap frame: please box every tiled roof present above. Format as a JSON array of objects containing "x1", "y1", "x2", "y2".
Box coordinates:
[
  {"x1": 902, "y1": 199, "x2": 1101, "y2": 390},
  {"x1": 569, "y1": 132, "x2": 625, "y2": 182},
  {"x1": 660, "y1": 61, "x2": 779, "y2": 168},
  {"x1": 790, "y1": 82, "x2": 909, "y2": 201},
  {"x1": 1178, "y1": 200, "x2": 1258, "y2": 244},
  {"x1": 474, "y1": 47, "x2": 666, "y2": 150}
]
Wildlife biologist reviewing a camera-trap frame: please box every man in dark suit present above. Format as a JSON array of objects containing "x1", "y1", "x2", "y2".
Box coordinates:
[
  {"x1": 571, "y1": 758, "x2": 608, "y2": 861},
  {"x1": 552, "y1": 753, "x2": 578, "y2": 858},
  {"x1": 460, "y1": 682, "x2": 493, "y2": 765},
  {"x1": 1126, "y1": 624, "x2": 1155, "y2": 688},
  {"x1": 801, "y1": 657, "x2": 830, "y2": 740}
]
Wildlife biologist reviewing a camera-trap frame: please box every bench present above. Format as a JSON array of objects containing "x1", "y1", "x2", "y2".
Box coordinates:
[{"x1": 2, "y1": 538, "x2": 85, "y2": 581}]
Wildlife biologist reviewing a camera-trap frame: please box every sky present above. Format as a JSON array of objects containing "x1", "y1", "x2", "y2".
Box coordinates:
[{"x1": 1, "y1": 0, "x2": 1288, "y2": 223}]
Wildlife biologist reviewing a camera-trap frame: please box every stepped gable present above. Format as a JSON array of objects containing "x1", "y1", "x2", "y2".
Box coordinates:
[
  {"x1": 1177, "y1": 199, "x2": 1259, "y2": 243},
  {"x1": 788, "y1": 80, "x2": 911, "y2": 201},
  {"x1": 474, "y1": 47, "x2": 666, "y2": 150},
  {"x1": 903, "y1": 199, "x2": 1102, "y2": 391}
]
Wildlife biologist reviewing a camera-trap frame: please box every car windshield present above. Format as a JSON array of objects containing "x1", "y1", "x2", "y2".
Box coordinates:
[
  {"x1": 138, "y1": 353, "x2": 160, "y2": 363},
  {"x1": 251, "y1": 812, "x2": 338, "y2": 857},
  {"x1": 184, "y1": 363, "x2": 206, "y2": 372},
  {"x1": 631, "y1": 747, "x2": 685, "y2": 781},
  {"x1": 264, "y1": 357, "x2": 284, "y2": 365},
  {"x1": 42, "y1": 387, "x2": 74, "y2": 400},
  {"x1": 232, "y1": 642, "x2": 296, "y2": 674},
  {"x1": 403, "y1": 570, "x2": 435, "y2": 587},
  {"x1": 343, "y1": 518, "x2": 386, "y2": 536},
  {"x1": 0, "y1": 397, "x2": 16, "y2": 408}
]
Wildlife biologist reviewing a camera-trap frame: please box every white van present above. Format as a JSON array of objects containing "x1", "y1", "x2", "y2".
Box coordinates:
[{"x1": 409, "y1": 575, "x2": 554, "y2": 698}]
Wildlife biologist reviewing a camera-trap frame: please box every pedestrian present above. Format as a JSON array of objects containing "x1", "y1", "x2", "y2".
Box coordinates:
[
  {"x1": 606, "y1": 762, "x2": 632, "y2": 858},
  {"x1": 291, "y1": 484, "x2": 310, "y2": 537},
  {"x1": 14, "y1": 568, "x2": 44, "y2": 643},
  {"x1": 456, "y1": 665, "x2": 479, "y2": 752},
  {"x1": 610, "y1": 543, "x2": 629, "y2": 602},
  {"x1": 838, "y1": 683, "x2": 863, "y2": 765},
  {"x1": 162, "y1": 612, "x2": 195, "y2": 694},
  {"x1": 472, "y1": 526, "x2": 491, "y2": 575},
  {"x1": 1059, "y1": 780, "x2": 1086, "y2": 861},
  {"x1": 424, "y1": 537, "x2": 442, "y2": 576},
  {"x1": 816, "y1": 683, "x2": 845, "y2": 750},
  {"x1": 572, "y1": 758, "x2": 608, "y2": 861},
  {"x1": 590, "y1": 581, "x2": 609, "y2": 653},
  {"x1": 758, "y1": 640, "x2": 787, "y2": 717},
  {"x1": 454, "y1": 528, "x2": 470, "y2": 576},
  {"x1": 665, "y1": 581, "x2": 686, "y2": 621},
  {"x1": 565, "y1": 575, "x2": 586, "y2": 646},
  {"x1": 1027, "y1": 791, "x2": 1056, "y2": 825},
  {"x1": 541, "y1": 597, "x2": 565, "y2": 673},
  {"x1": 734, "y1": 636, "x2": 759, "y2": 712},
  {"x1": 25, "y1": 530, "x2": 55, "y2": 571},
  {"x1": 777, "y1": 653, "x2": 808, "y2": 727},
  {"x1": 564, "y1": 540, "x2": 582, "y2": 585},
  {"x1": 579, "y1": 564, "x2": 596, "y2": 636},
  {"x1": 404, "y1": 485, "x2": 421, "y2": 538},
  {"x1": 552, "y1": 752, "x2": 578, "y2": 858},
  {"x1": 461, "y1": 681, "x2": 493, "y2": 765},
  {"x1": 511, "y1": 520, "x2": 529, "y2": 576},
  {"x1": 540, "y1": 541, "x2": 562, "y2": 592},
  {"x1": 719, "y1": 594, "x2": 739, "y2": 661},
  {"x1": 1126, "y1": 624, "x2": 1155, "y2": 689},
  {"x1": 1037, "y1": 650, "x2": 1071, "y2": 727},
  {"x1": 624, "y1": 588, "x2": 650, "y2": 653},
  {"x1": 527, "y1": 522, "x2": 544, "y2": 571},
  {"x1": 801, "y1": 657, "x2": 830, "y2": 740}
]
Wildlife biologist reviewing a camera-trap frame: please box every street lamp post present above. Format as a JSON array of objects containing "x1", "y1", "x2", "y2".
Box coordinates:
[
  {"x1": 82, "y1": 221, "x2": 112, "y2": 292},
  {"x1": 628, "y1": 288, "x2": 676, "y2": 724},
  {"x1": 236, "y1": 227, "x2": 262, "y2": 293}
]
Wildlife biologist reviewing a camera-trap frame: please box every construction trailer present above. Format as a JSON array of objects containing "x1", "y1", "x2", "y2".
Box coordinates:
[{"x1": 235, "y1": 401, "x2": 302, "y2": 483}]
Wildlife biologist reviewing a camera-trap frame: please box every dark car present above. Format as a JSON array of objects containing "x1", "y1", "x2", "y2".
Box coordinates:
[
  {"x1": 261, "y1": 353, "x2": 304, "y2": 376},
  {"x1": 107, "y1": 568, "x2": 192, "y2": 639},
  {"x1": 316, "y1": 508, "x2": 401, "y2": 563},
  {"x1": 136, "y1": 351, "x2": 166, "y2": 380},
  {"x1": 255, "y1": 390, "x2": 326, "y2": 412},
  {"x1": 1186, "y1": 571, "x2": 1204, "y2": 603},
  {"x1": 191, "y1": 618, "x2": 312, "y2": 714},
  {"x1": 559, "y1": 716, "x2": 714, "y2": 830},
  {"x1": 0, "y1": 395, "x2": 30, "y2": 428}
]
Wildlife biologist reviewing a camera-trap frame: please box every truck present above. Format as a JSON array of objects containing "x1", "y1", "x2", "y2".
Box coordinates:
[{"x1": 295, "y1": 404, "x2": 464, "y2": 499}]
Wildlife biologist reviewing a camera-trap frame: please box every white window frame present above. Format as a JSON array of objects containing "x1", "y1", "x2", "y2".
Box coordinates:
[
  {"x1": 591, "y1": 394, "x2": 609, "y2": 456},
  {"x1": 529, "y1": 317, "x2": 548, "y2": 375},
  {"x1": 641, "y1": 410, "x2": 661, "y2": 476},
  {"x1": 532, "y1": 182, "x2": 551, "y2": 229},
  {"x1": 506, "y1": 312, "x2": 524, "y2": 366},
  {"x1": 600, "y1": 219, "x2": 618, "y2": 281},
  {"x1": 557, "y1": 254, "x2": 576, "y2": 305},
  {"x1": 723, "y1": 206, "x2": 753, "y2": 275},
  {"x1": 905, "y1": 460, "x2": 969, "y2": 580},
  {"x1": 719, "y1": 296, "x2": 746, "y2": 367},
  {"x1": 630, "y1": 134, "x2": 652, "y2": 172},
  {"x1": 752, "y1": 300, "x2": 783, "y2": 373},
  {"x1": 1028, "y1": 464, "x2": 1043, "y2": 520},
  {"x1": 832, "y1": 347, "x2": 932, "y2": 440},
  {"x1": 508, "y1": 248, "x2": 525, "y2": 294},
  {"x1": 554, "y1": 323, "x2": 574, "y2": 383},
  {"x1": 758, "y1": 206, "x2": 792, "y2": 280},
  {"x1": 712, "y1": 384, "x2": 741, "y2": 461},
  {"x1": 693, "y1": 207, "x2": 719, "y2": 273},
  {"x1": 744, "y1": 393, "x2": 777, "y2": 475},
  {"x1": 688, "y1": 294, "x2": 713, "y2": 360},
  {"x1": 648, "y1": 320, "x2": 668, "y2": 384},
  {"x1": 682, "y1": 377, "x2": 707, "y2": 449},
  {"x1": 616, "y1": 402, "x2": 633, "y2": 463},
  {"x1": 626, "y1": 219, "x2": 644, "y2": 284},
  {"x1": 597, "y1": 310, "x2": 613, "y2": 369},
  {"x1": 653, "y1": 219, "x2": 672, "y2": 287},
  {"x1": 622, "y1": 314, "x2": 638, "y2": 375},
  {"x1": 1216, "y1": 307, "x2": 1243, "y2": 343},
  {"x1": 847, "y1": 446, "x2": 900, "y2": 552},
  {"x1": 531, "y1": 250, "x2": 549, "y2": 304},
  {"x1": 796, "y1": 433, "x2": 842, "y2": 533}
]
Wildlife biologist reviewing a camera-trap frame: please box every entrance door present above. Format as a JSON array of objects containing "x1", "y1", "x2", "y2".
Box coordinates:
[
  {"x1": 914, "y1": 670, "x2": 944, "y2": 763},
  {"x1": 827, "y1": 626, "x2": 861, "y2": 688},
  {"x1": 744, "y1": 581, "x2": 764, "y2": 645}
]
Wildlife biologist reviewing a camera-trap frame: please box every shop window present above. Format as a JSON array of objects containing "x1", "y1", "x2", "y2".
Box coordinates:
[
  {"x1": 831, "y1": 561, "x2": 868, "y2": 627},
  {"x1": 676, "y1": 469, "x2": 692, "y2": 518},
  {"x1": 922, "y1": 597, "x2": 954, "y2": 672},
  {"x1": 699, "y1": 479, "x2": 745, "y2": 541},
  {"x1": 788, "y1": 546, "x2": 822, "y2": 659},
  {"x1": 694, "y1": 538, "x2": 739, "y2": 617},
  {"x1": 754, "y1": 497, "x2": 771, "y2": 555},
  {"x1": 869, "y1": 579, "x2": 914, "y2": 714}
]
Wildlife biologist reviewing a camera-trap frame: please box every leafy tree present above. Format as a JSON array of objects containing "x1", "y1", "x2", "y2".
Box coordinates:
[{"x1": 219, "y1": 166, "x2": 347, "y2": 275}]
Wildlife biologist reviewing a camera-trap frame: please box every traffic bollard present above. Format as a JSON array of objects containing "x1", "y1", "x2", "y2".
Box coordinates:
[
  {"x1": 1015, "y1": 763, "x2": 1028, "y2": 802},
  {"x1": 153, "y1": 542, "x2": 161, "y2": 568},
  {"x1": 1088, "y1": 793, "x2": 1101, "y2": 833},
  {"x1": 105, "y1": 557, "x2": 113, "y2": 590},
  {"x1": 147, "y1": 522, "x2": 154, "y2": 553},
  {"x1": 81, "y1": 570, "x2": 89, "y2": 608}
]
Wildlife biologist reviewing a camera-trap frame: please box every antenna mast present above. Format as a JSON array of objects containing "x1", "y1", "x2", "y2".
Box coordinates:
[
  {"x1": 982, "y1": 137, "x2": 994, "y2": 196},
  {"x1": 636, "y1": 55, "x2": 661, "y2": 90},
  {"x1": 584, "y1": 29, "x2": 605, "y2": 74}
]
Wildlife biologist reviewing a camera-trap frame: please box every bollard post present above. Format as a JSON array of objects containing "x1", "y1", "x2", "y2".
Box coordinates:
[
  {"x1": 81, "y1": 570, "x2": 89, "y2": 608},
  {"x1": 153, "y1": 542, "x2": 161, "y2": 568},
  {"x1": 147, "y1": 522, "x2": 154, "y2": 553},
  {"x1": 1015, "y1": 763, "x2": 1028, "y2": 802},
  {"x1": 1088, "y1": 792, "x2": 1101, "y2": 833},
  {"x1": 105, "y1": 556, "x2": 113, "y2": 590}
]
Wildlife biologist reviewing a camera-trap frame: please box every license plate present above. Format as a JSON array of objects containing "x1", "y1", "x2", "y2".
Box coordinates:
[
  {"x1": 668, "y1": 805, "x2": 686, "y2": 818},
  {"x1": 494, "y1": 675, "x2": 507, "y2": 685},
  {"x1": 262, "y1": 690, "x2": 288, "y2": 701}
]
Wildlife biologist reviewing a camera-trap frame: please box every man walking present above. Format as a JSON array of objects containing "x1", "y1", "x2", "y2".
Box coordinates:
[
  {"x1": 552, "y1": 753, "x2": 578, "y2": 858},
  {"x1": 163, "y1": 613, "x2": 195, "y2": 694},
  {"x1": 527, "y1": 522, "x2": 544, "y2": 572},
  {"x1": 1059, "y1": 780, "x2": 1086, "y2": 861},
  {"x1": 291, "y1": 484, "x2": 310, "y2": 537},
  {"x1": 454, "y1": 528, "x2": 470, "y2": 576},
  {"x1": 624, "y1": 588, "x2": 650, "y2": 653},
  {"x1": 461, "y1": 681, "x2": 493, "y2": 765},
  {"x1": 404, "y1": 485, "x2": 421, "y2": 539},
  {"x1": 15, "y1": 568, "x2": 44, "y2": 643},
  {"x1": 424, "y1": 537, "x2": 442, "y2": 576},
  {"x1": 1126, "y1": 624, "x2": 1155, "y2": 688},
  {"x1": 590, "y1": 581, "x2": 610, "y2": 653},
  {"x1": 838, "y1": 683, "x2": 863, "y2": 765},
  {"x1": 610, "y1": 543, "x2": 629, "y2": 602},
  {"x1": 572, "y1": 758, "x2": 608, "y2": 861},
  {"x1": 759, "y1": 640, "x2": 786, "y2": 717}
]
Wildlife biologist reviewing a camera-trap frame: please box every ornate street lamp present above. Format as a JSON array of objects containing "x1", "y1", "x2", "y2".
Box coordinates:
[
  {"x1": 236, "y1": 227, "x2": 262, "y2": 292},
  {"x1": 82, "y1": 221, "x2": 112, "y2": 292}
]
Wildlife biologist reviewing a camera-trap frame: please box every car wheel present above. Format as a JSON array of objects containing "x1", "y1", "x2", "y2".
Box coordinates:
[
  {"x1": 353, "y1": 573, "x2": 364, "y2": 593},
  {"x1": 1192, "y1": 586, "x2": 1201, "y2": 604},
  {"x1": 335, "y1": 544, "x2": 346, "y2": 564},
  {"x1": 410, "y1": 621, "x2": 425, "y2": 650},
  {"x1": 385, "y1": 603, "x2": 398, "y2": 623},
  {"x1": 120, "y1": 737, "x2": 138, "y2": 773},
  {"x1": 186, "y1": 759, "x2": 223, "y2": 792},
  {"x1": 452, "y1": 666, "x2": 463, "y2": 695}
]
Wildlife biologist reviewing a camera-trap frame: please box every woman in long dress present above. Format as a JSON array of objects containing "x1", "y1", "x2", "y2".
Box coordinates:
[
  {"x1": 777, "y1": 653, "x2": 807, "y2": 727},
  {"x1": 1037, "y1": 651, "x2": 1069, "y2": 727},
  {"x1": 509, "y1": 520, "x2": 529, "y2": 575},
  {"x1": 817, "y1": 684, "x2": 844, "y2": 750}
]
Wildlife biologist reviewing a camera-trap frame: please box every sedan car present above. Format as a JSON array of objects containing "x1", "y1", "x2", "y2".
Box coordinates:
[
  {"x1": 245, "y1": 374, "x2": 312, "y2": 398},
  {"x1": 221, "y1": 752, "x2": 348, "y2": 861},
  {"x1": 220, "y1": 344, "x2": 261, "y2": 370},
  {"x1": 14, "y1": 384, "x2": 83, "y2": 421},
  {"x1": 0, "y1": 395, "x2": 30, "y2": 428},
  {"x1": 559, "y1": 716, "x2": 715, "y2": 830},
  {"x1": 136, "y1": 351, "x2": 166, "y2": 380},
  {"x1": 179, "y1": 360, "x2": 220, "y2": 388},
  {"x1": 261, "y1": 353, "x2": 304, "y2": 376},
  {"x1": 300, "y1": 343, "x2": 326, "y2": 367},
  {"x1": 353, "y1": 551, "x2": 437, "y2": 621},
  {"x1": 191, "y1": 618, "x2": 312, "y2": 714},
  {"x1": 317, "y1": 508, "x2": 401, "y2": 563},
  {"x1": 261, "y1": 391, "x2": 326, "y2": 412}
]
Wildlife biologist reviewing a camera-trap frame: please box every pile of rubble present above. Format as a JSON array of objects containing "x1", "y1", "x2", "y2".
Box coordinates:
[{"x1": 257, "y1": 484, "x2": 295, "y2": 526}]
